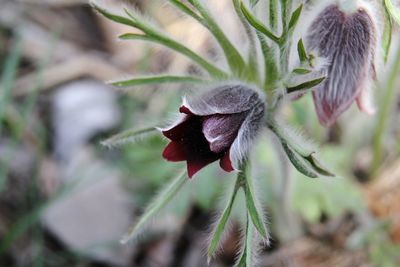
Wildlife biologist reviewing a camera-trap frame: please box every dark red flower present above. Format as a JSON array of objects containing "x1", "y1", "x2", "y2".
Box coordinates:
[
  {"x1": 161, "y1": 84, "x2": 265, "y2": 178},
  {"x1": 306, "y1": 2, "x2": 378, "y2": 127}
]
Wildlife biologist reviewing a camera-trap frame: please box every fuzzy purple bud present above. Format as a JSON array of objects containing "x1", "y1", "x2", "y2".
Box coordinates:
[
  {"x1": 307, "y1": 3, "x2": 378, "y2": 127},
  {"x1": 161, "y1": 84, "x2": 265, "y2": 178}
]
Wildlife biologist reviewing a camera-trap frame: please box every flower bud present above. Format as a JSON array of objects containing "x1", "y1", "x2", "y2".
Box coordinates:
[
  {"x1": 161, "y1": 84, "x2": 265, "y2": 178},
  {"x1": 306, "y1": 1, "x2": 378, "y2": 127}
]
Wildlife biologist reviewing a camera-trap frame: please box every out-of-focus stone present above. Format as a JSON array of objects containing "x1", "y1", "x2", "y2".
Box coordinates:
[
  {"x1": 52, "y1": 79, "x2": 120, "y2": 163},
  {"x1": 42, "y1": 148, "x2": 134, "y2": 266}
]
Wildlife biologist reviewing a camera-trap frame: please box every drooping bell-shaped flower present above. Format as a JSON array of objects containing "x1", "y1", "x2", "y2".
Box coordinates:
[
  {"x1": 306, "y1": 0, "x2": 378, "y2": 127},
  {"x1": 161, "y1": 84, "x2": 265, "y2": 178}
]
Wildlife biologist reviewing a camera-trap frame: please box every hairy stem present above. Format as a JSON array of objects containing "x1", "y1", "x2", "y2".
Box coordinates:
[
  {"x1": 371, "y1": 45, "x2": 400, "y2": 176},
  {"x1": 271, "y1": 137, "x2": 303, "y2": 241}
]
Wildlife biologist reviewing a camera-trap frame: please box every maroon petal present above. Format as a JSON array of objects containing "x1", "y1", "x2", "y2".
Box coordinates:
[
  {"x1": 179, "y1": 105, "x2": 193, "y2": 115},
  {"x1": 162, "y1": 117, "x2": 192, "y2": 141},
  {"x1": 219, "y1": 152, "x2": 234, "y2": 172},
  {"x1": 162, "y1": 141, "x2": 187, "y2": 162},
  {"x1": 187, "y1": 157, "x2": 216, "y2": 178}
]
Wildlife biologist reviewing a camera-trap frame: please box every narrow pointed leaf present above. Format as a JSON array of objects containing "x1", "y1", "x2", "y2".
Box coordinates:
[
  {"x1": 233, "y1": 0, "x2": 259, "y2": 83},
  {"x1": 267, "y1": 120, "x2": 333, "y2": 178},
  {"x1": 297, "y1": 39, "x2": 308, "y2": 63},
  {"x1": 293, "y1": 68, "x2": 311, "y2": 75},
  {"x1": 207, "y1": 178, "x2": 240, "y2": 259},
  {"x1": 281, "y1": 142, "x2": 318, "y2": 178},
  {"x1": 120, "y1": 169, "x2": 187, "y2": 244},
  {"x1": 267, "y1": 119, "x2": 335, "y2": 177},
  {"x1": 240, "y1": 2, "x2": 280, "y2": 44},
  {"x1": 288, "y1": 4, "x2": 303, "y2": 31},
  {"x1": 306, "y1": 153, "x2": 335, "y2": 177},
  {"x1": 267, "y1": 119, "x2": 315, "y2": 157},
  {"x1": 92, "y1": 4, "x2": 227, "y2": 78},
  {"x1": 241, "y1": 168, "x2": 268, "y2": 238},
  {"x1": 118, "y1": 31, "x2": 227, "y2": 78},
  {"x1": 90, "y1": 2, "x2": 138, "y2": 28},
  {"x1": 383, "y1": 2, "x2": 393, "y2": 63},
  {"x1": 385, "y1": 0, "x2": 400, "y2": 26},
  {"x1": 101, "y1": 127, "x2": 158, "y2": 148},
  {"x1": 256, "y1": 32, "x2": 278, "y2": 88},
  {"x1": 111, "y1": 74, "x2": 206, "y2": 88},
  {"x1": 286, "y1": 76, "x2": 325, "y2": 93}
]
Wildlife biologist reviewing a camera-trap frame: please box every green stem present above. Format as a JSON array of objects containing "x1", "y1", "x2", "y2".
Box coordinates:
[
  {"x1": 233, "y1": 0, "x2": 259, "y2": 83},
  {"x1": 271, "y1": 138, "x2": 302, "y2": 241},
  {"x1": 239, "y1": 161, "x2": 268, "y2": 239},
  {"x1": 121, "y1": 169, "x2": 187, "y2": 244},
  {"x1": 257, "y1": 33, "x2": 278, "y2": 90},
  {"x1": 207, "y1": 175, "x2": 241, "y2": 260},
  {"x1": 240, "y1": 2, "x2": 280, "y2": 44},
  {"x1": 235, "y1": 212, "x2": 254, "y2": 267},
  {"x1": 0, "y1": 37, "x2": 22, "y2": 135},
  {"x1": 188, "y1": 0, "x2": 247, "y2": 76},
  {"x1": 278, "y1": 0, "x2": 293, "y2": 73},
  {"x1": 371, "y1": 46, "x2": 400, "y2": 175},
  {"x1": 110, "y1": 73, "x2": 206, "y2": 87}
]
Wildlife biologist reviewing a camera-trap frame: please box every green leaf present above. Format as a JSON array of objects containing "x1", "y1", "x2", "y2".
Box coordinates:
[
  {"x1": 240, "y1": 165, "x2": 268, "y2": 238},
  {"x1": 207, "y1": 177, "x2": 240, "y2": 260},
  {"x1": 286, "y1": 76, "x2": 325, "y2": 93},
  {"x1": 119, "y1": 31, "x2": 227, "y2": 78},
  {"x1": 297, "y1": 39, "x2": 308, "y2": 63},
  {"x1": 90, "y1": 1, "x2": 138, "y2": 28},
  {"x1": 101, "y1": 127, "x2": 158, "y2": 148},
  {"x1": 305, "y1": 153, "x2": 335, "y2": 177},
  {"x1": 288, "y1": 4, "x2": 303, "y2": 31},
  {"x1": 281, "y1": 142, "x2": 318, "y2": 178},
  {"x1": 256, "y1": 33, "x2": 279, "y2": 89},
  {"x1": 120, "y1": 169, "x2": 187, "y2": 244},
  {"x1": 385, "y1": 0, "x2": 400, "y2": 26},
  {"x1": 382, "y1": 2, "x2": 393, "y2": 63},
  {"x1": 240, "y1": 1, "x2": 280, "y2": 44},
  {"x1": 371, "y1": 42, "x2": 400, "y2": 174},
  {"x1": 292, "y1": 68, "x2": 311, "y2": 75},
  {"x1": 111, "y1": 74, "x2": 206, "y2": 88},
  {"x1": 91, "y1": 3, "x2": 228, "y2": 79},
  {"x1": 267, "y1": 119, "x2": 315, "y2": 157},
  {"x1": 267, "y1": 120, "x2": 335, "y2": 178}
]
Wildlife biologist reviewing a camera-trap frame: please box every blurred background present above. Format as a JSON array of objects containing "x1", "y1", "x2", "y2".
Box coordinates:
[{"x1": 0, "y1": 0, "x2": 400, "y2": 266}]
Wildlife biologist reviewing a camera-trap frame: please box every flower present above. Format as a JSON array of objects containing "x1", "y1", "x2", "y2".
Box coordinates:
[
  {"x1": 161, "y1": 84, "x2": 265, "y2": 178},
  {"x1": 306, "y1": 1, "x2": 378, "y2": 127}
]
